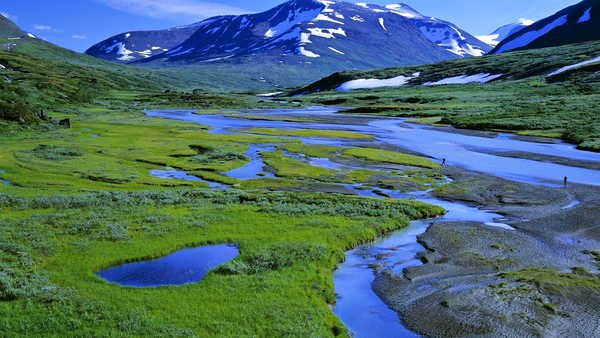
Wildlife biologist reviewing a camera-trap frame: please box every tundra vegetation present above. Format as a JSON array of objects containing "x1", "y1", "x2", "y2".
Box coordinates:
[
  {"x1": 0, "y1": 44, "x2": 445, "y2": 335},
  {"x1": 1, "y1": 26, "x2": 600, "y2": 336}
]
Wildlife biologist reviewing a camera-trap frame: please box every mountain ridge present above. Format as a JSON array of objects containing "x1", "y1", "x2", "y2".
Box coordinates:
[
  {"x1": 491, "y1": 0, "x2": 599, "y2": 53},
  {"x1": 86, "y1": 0, "x2": 491, "y2": 68},
  {"x1": 476, "y1": 18, "x2": 533, "y2": 47}
]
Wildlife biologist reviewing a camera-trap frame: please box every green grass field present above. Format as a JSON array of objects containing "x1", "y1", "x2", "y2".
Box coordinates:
[
  {"x1": 0, "y1": 83, "x2": 445, "y2": 336},
  {"x1": 2, "y1": 15, "x2": 600, "y2": 335}
]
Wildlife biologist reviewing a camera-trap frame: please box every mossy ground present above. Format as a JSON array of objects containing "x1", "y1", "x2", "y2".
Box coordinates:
[
  {"x1": 236, "y1": 127, "x2": 374, "y2": 140},
  {"x1": 0, "y1": 89, "x2": 447, "y2": 336},
  {"x1": 0, "y1": 188, "x2": 443, "y2": 336}
]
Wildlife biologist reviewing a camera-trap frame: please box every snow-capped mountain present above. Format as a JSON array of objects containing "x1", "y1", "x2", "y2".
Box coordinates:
[
  {"x1": 374, "y1": 3, "x2": 491, "y2": 56},
  {"x1": 492, "y1": 0, "x2": 599, "y2": 54},
  {"x1": 87, "y1": 0, "x2": 491, "y2": 67},
  {"x1": 476, "y1": 18, "x2": 534, "y2": 47},
  {"x1": 85, "y1": 25, "x2": 199, "y2": 62}
]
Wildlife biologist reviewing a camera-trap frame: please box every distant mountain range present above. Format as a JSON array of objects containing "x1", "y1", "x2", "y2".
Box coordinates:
[
  {"x1": 85, "y1": 25, "x2": 199, "y2": 63},
  {"x1": 86, "y1": 0, "x2": 491, "y2": 70},
  {"x1": 492, "y1": 0, "x2": 599, "y2": 53},
  {"x1": 476, "y1": 18, "x2": 533, "y2": 47}
]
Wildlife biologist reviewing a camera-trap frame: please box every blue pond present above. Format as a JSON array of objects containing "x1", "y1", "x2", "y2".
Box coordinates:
[
  {"x1": 98, "y1": 244, "x2": 239, "y2": 287},
  {"x1": 0, "y1": 169, "x2": 9, "y2": 185}
]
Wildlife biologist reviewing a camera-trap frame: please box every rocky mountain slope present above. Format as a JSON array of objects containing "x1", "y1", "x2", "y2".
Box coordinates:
[
  {"x1": 87, "y1": 0, "x2": 491, "y2": 69},
  {"x1": 492, "y1": 0, "x2": 599, "y2": 53},
  {"x1": 84, "y1": 25, "x2": 199, "y2": 63}
]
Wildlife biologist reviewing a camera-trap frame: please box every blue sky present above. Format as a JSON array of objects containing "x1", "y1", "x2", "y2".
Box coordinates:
[{"x1": 1, "y1": 0, "x2": 580, "y2": 52}]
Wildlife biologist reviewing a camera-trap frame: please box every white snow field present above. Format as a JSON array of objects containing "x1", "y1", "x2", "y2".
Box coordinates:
[
  {"x1": 424, "y1": 73, "x2": 503, "y2": 86},
  {"x1": 548, "y1": 56, "x2": 600, "y2": 76},
  {"x1": 336, "y1": 73, "x2": 420, "y2": 91}
]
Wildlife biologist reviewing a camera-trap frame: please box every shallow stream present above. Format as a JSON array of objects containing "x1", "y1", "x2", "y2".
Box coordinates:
[{"x1": 145, "y1": 107, "x2": 600, "y2": 336}]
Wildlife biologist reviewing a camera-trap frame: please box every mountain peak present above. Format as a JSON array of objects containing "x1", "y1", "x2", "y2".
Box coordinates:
[{"x1": 87, "y1": 0, "x2": 490, "y2": 65}]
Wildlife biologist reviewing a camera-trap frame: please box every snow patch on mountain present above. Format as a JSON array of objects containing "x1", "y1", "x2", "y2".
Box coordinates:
[
  {"x1": 548, "y1": 55, "x2": 600, "y2": 76},
  {"x1": 424, "y1": 73, "x2": 503, "y2": 85},
  {"x1": 578, "y1": 8, "x2": 592, "y2": 23},
  {"x1": 477, "y1": 19, "x2": 534, "y2": 47},
  {"x1": 337, "y1": 73, "x2": 420, "y2": 91},
  {"x1": 165, "y1": 46, "x2": 183, "y2": 55},
  {"x1": 378, "y1": 18, "x2": 387, "y2": 31},
  {"x1": 350, "y1": 15, "x2": 365, "y2": 22},
  {"x1": 495, "y1": 15, "x2": 568, "y2": 53},
  {"x1": 199, "y1": 55, "x2": 234, "y2": 63},
  {"x1": 104, "y1": 42, "x2": 136, "y2": 61},
  {"x1": 298, "y1": 46, "x2": 320, "y2": 57},
  {"x1": 518, "y1": 18, "x2": 535, "y2": 26},
  {"x1": 328, "y1": 46, "x2": 345, "y2": 54},
  {"x1": 476, "y1": 34, "x2": 500, "y2": 46},
  {"x1": 385, "y1": 4, "x2": 423, "y2": 19},
  {"x1": 314, "y1": 14, "x2": 344, "y2": 24},
  {"x1": 306, "y1": 27, "x2": 346, "y2": 39},
  {"x1": 267, "y1": 7, "x2": 323, "y2": 38},
  {"x1": 169, "y1": 48, "x2": 195, "y2": 57},
  {"x1": 420, "y1": 25, "x2": 484, "y2": 56}
]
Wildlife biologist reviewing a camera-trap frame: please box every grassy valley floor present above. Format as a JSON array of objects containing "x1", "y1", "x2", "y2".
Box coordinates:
[
  {"x1": 0, "y1": 93, "x2": 445, "y2": 336},
  {"x1": 1, "y1": 31, "x2": 600, "y2": 336}
]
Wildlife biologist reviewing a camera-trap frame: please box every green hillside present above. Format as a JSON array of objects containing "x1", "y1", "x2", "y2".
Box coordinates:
[
  {"x1": 0, "y1": 15, "x2": 24, "y2": 38},
  {"x1": 297, "y1": 41, "x2": 600, "y2": 93},
  {"x1": 291, "y1": 41, "x2": 600, "y2": 151},
  {"x1": 0, "y1": 16, "x2": 286, "y2": 125}
]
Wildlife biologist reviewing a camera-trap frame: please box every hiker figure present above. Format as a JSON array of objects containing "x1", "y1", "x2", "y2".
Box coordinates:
[
  {"x1": 564, "y1": 176, "x2": 568, "y2": 187},
  {"x1": 442, "y1": 158, "x2": 446, "y2": 166}
]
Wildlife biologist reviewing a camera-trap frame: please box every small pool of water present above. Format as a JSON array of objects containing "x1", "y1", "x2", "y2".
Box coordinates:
[
  {"x1": 97, "y1": 244, "x2": 239, "y2": 287},
  {"x1": 0, "y1": 169, "x2": 9, "y2": 185},
  {"x1": 224, "y1": 145, "x2": 276, "y2": 180},
  {"x1": 150, "y1": 169, "x2": 228, "y2": 189}
]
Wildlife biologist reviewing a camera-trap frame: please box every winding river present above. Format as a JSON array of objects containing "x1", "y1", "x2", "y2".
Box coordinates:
[{"x1": 146, "y1": 107, "x2": 600, "y2": 337}]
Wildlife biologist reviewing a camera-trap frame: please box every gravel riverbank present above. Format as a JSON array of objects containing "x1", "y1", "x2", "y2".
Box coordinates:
[{"x1": 372, "y1": 167, "x2": 600, "y2": 337}]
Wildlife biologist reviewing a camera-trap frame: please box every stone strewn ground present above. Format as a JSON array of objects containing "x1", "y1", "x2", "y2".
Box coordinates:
[{"x1": 373, "y1": 167, "x2": 600, "y2": 337}]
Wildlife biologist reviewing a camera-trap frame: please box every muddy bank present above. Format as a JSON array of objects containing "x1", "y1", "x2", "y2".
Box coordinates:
[
  {"x1": 372, "y1": 167, "x2": 600, "y2": 337},
  {"x1": 510, "y1": 135, "x2": 561, "y2": 144},
  {"x1": 491, "y1": 151, "x2": 600, "y2": 170},
  {"x1": 423, "y1": 125, "x2": 499, "y2": 138},
  {"x1": 433, "y1": 167, "x2": 571, "y2": 220},
  {"x1": 270, "y1": 183, "x2": 357, "y2": 195},
  {"x1": 350, "y1": 142, "x2": 434, "y2": 159}
]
